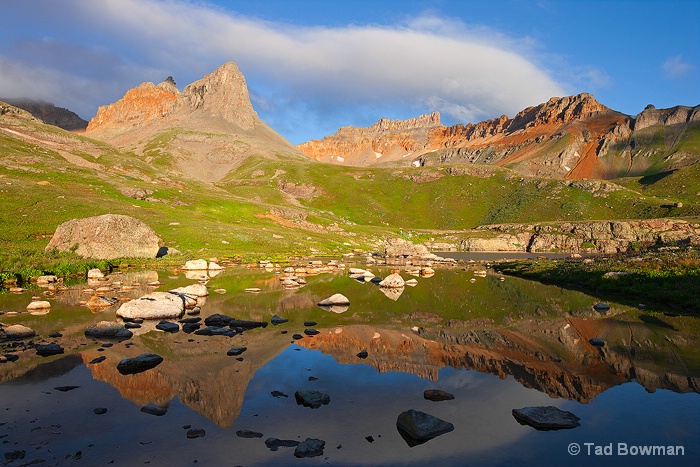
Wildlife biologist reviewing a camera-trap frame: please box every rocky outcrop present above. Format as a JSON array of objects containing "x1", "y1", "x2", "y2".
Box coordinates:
[
  {"x1": 298, "y1": 93, "x2": 700, "y2": 180},
  {"x1": 45, "y1": 214, "x2": 163, "y2": 259},
  {"x1": 1, "y1": 98, "x2": 88, "y2": 131},
  {"x1": 458, "y1": 218, "x2": 700, "y2": 254}
]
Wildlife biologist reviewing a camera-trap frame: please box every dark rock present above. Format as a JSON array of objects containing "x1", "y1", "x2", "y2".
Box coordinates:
[
  {"x1": 94, "y1": 408, "x2": 108, "y2": 415},
  {"x1": 365, "y1": 436, "x2": 375, "y2": 443},
  {"x1": 589, "y1": 338, "x2": 605, "y2": 347},
  {"x1": 265, "y1": 438, "x2": 300, "y2": 451},
  {"x1": 271, "y1": 391, "x2": 289, "y2": 398},
  {"x1": 2, "y1": 354, "x2": 19, "y2": 363},
  {"x1": 124, "y1": 323, "x2": 141, "y2": 329},
  {"x1": 423, "y1": 389, "x2": 455, "y2": 401},
  {"x1": 593, "y1": 302, "x2": 610, "y2": 312},
  {"x1": 117, "y1": 353, "x2": 163, "y2": 375},
  {"x1": 229, "y1": 319, "x2": 268, "y2": 330},
  {"x1": 512, "y1": 406, "x2": 581, "y2": 430},
  {"x1": 294, "y1": 438, "x2": 325, "y2": 458},
  {"x1": 271, "y1": 315, "x2": 288, "y2": 325},
  {"x1": 236, "y1": 430, "x2": 263, "y2": 438},
  {"x1": 156, "y1": 321, "x2": 179, "y2": 333},
  {"x1": 227, "y1": 347, "x2": 247, "y2": 356},
  {"x1": 4, "y1": 450, "x2": 25, "y2": 460},
  {"x1": 54, "y1": 386, "x2": 80, "y2": 392},
  {"x1": 178, "y1": 317, "x2": 202, "y2": 324},
  {"x1": 140, "y1": 405, "x2": 167, "y2": 416},
  {"x1": 204, "y1": 313, "x2": 234, "y2": 327},
  {"x1": 357, "y1": 349, "x2": 368, "y2": 359},
  {"x1": 186, "y1": 429, "x2": 206, "y2": 439},
  {"x1": 280, "y1": 330, "x2": 288, "y2": 334},
  {"x1": 295, "y1": 390, "x2": 330, "y2": 409},
  {"x1": 304, "y1": 328, "x2": 320, "y2": 336},
  {"x1": 36, "y1": 343, "x2": 64, "y2": 357},
  {"x1": 101, "y1": 343, "x2": 113, "y2": 348},
  {"x1": 48, "y1": 332, "x2": 63, "y2": 338},
  {"x1": 182, "y1": 322, "x2": 201, "y2": 333},
  {"x1": 303, "y1": 321, "x2": 317, "y2": 327},
  {"x1": 396, "y1": 409, "x2": 454, "y2": 442},
  {"x1": 194, "y1": 326, "x2": 237, "y2": 337},
  {"x1": 292, "y1": 333, "x2": 304, "y2": 340},
  {"x1": 89, "y1": 356, "x2": 106, "y2": 364},
  {"x1": 308, "y1": 376, "x2": 319, "y2": 381}
]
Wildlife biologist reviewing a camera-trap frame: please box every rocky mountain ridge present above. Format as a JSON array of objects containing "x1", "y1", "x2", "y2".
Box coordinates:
[
  {"x1": 299, "y1": 93, "x2": 700, "y2": 180},
  {"x1": 0, "y1": 97, "x2": 88, "y2": 131}
]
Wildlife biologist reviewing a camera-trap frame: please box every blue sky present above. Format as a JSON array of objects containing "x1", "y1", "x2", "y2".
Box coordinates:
[{"x1": 0, "y1": 0, "x2": 697, "y2": 144}]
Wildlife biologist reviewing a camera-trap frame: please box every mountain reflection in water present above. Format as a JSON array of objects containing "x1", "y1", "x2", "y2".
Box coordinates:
[{"x1": 1, "y1": 265, "x2": 698, "y2": 465}]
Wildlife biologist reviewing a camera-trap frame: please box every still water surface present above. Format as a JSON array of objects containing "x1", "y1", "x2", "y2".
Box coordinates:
[{"x1": 0, "y1": 263, "x2": 698, "y2": 466}]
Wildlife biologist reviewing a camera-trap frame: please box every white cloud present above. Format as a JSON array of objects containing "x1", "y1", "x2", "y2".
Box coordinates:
[
  {"x1": 662, "y1": 55, "x2": 693, "y2": 80},
  {"x1": 0, "y1": 0, "x2": 569, "y2": 142}
]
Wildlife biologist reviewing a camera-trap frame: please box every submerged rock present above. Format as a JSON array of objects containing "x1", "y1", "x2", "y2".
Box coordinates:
[
  {"x1": 140, "y1": 405, "x2": 167, "y2": 416},
  {"x1": 512, "y1": 406, "x2": 581, "y2": 429},
  {"x1": 396, "y1": 409, "x2": 454, "y2": 442},
  {"x1": 265, "y1": 438, "x2": 300, "y2": 451},
  {"x1": 85, "y1": 321, "x2": 133, "y2": 340},
  {"x1": 156, "y1": 321, "x2": 180, "y2": 333}
]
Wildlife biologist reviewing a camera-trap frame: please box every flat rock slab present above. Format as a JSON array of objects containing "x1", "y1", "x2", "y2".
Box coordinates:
[
  {"x1": 424, "y1": 389, "x2": 455, "y2": 401},
  {"x1": 512, "y1": 406, "x2": 581, "y2": 430},
  {"x1": 294, "y1": 438, "x2": 325, "y2": 458},
  {"x1": 85, "y1": 321, "x2": 133, "y2": 340},
  {"x1": 140, "y1": 405, "x2": 167, "y2": 416},
  {"x1": 156, "y1": 321, "x2": 180, "y2": 333},
  {"x1": 117, "y1": 353, "x2": 163, "y2": 375},
  {"x1": 379, "y1": 273, "x2": 405, "y2": 288},
  {"x1": 227, "y1": 347, "x2": 247, "y2": 356},
  {"x1": 396, "y1": 409, "x2": 454, "y2": 442},
  {"x1": 295, "y1": 390, "x2": 330, "y2": 409},
  {"x1": 117, "y1": 292, "x2": 185, "y2": 320},
  {"x1": 265, "y1": 438, "x2": 300, "y2": 451}
]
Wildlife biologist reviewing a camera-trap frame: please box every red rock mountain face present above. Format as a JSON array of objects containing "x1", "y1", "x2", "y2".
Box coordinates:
[
  {"x1": 299, "y1": 93, "x2": 700, "y2": 180},
  {"x1": 85, "y1": 62, "x2": 305, "y2": 182}
]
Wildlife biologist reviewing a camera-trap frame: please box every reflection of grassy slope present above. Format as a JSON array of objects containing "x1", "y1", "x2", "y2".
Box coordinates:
[{"x1": 497, "y1": 252, "x2": 700, "y2": 311}]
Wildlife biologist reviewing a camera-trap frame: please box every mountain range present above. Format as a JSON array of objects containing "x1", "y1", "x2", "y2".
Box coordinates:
[{"x1": 1, "y1": 61, "x2": 699, "y2": 260}]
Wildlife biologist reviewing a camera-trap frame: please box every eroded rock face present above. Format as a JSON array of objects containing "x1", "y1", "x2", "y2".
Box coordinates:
[{"x1": 45, "y1": 214, "x2": 162, "y2": 259}]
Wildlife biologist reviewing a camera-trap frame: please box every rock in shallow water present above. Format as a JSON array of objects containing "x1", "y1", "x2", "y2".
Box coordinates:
[
  {"x1": 295, "y1": 390, "x2": 330, "y2": 409},
  {"x1": 512, "y1": 406, "x2": 581, "y2": 430},
  {"x1": 3, "y1": 324, "x2": 36, "y2": 339},
  {"x1": 294, "y1": 438, "x2": 325, "y2": 458},
  {"x1": 85, "y1": 321, "x2": 133, "y2": 340},
  {"x1": 396, "y1": 409, "x2": 454, "y2": 442},
  {"x1": 265, "y1": 438, "x2": 299, "y2": 451},
  {"x1": 117, "y1": 353, "x2": 163, "y2": 375},
  {"x1": 423, "y1": 389, "x2": 455, "y2": 401},
  {"x1": 35, "y1": 343, "x2": 64, "y2": 357},
  {"x1": 317, "y1": 294, "x2": 350, "y2": 306}
]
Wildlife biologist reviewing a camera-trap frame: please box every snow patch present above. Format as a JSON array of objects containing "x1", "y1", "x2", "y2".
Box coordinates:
[{"x1": 375, "y1": 152, "x2": 382, "y2": 158}]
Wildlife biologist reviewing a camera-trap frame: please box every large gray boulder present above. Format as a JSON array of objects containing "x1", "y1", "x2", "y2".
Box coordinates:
[
  {"x1": 116, "y1": 292, "x2": 185, "y2": 320},
  {"x1": 396, "y1": 409, "x2": 454, "y2": 442},
  {"x1": 45, "y1": 214, "x2": 162, "y2": 259}
]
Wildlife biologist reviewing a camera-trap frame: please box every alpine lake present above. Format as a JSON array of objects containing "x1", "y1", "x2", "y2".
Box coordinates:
[{"x1": 0, "y1": 254, "x2": 698, "y2": 466}]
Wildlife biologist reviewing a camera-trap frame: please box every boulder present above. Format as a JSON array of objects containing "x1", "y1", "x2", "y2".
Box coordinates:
[
  {"x1": 379, "y1": 273, "x2": 405, "y2": 288},
  {"x1": 208, "y1": 261, "x2": 223, "y2": 270},
  {"x1": 87, "y1": 268, "x2": 104, "y2": 279},
  {"x1": 512, "y1": 406, "x2": 581, "y2": 429},
  {"x1": 35, "y1": 343, "x2": 65, "y2": 357},
  {"x1": 117, "y1": 353, "x2": 164, "y2": 375},
  {"x1": 170, "y1": 283, "x2": 209, "y2": 297},
  {"x1": 116, "y1": 292, "x2": 185, "y2": 320},
  {"x1": 396, "y1": 409, "x2": 454, "y2": 442},
  {"x1": 317, "y1": 294, "x2": 350, "y2": 306},
  {"x1": 183, "y1": 259, "x2": 208, "y2": 270},
  {"x1": 423, "y1": 389, "x2": 455, "y2": 401},
  {"x1": 3, "y1": 324, "x2": 36, "y2": 339},
  {"x1": 26, "y1": 301, "x2": 51, "y2": 311},
  {"x1": 85, "y1": 321, "x2": 133, "y2": 340},
  {"x1": 384, "y1": 238, "x2": 431, "y2": 257},
  {"x1": 45, "y1": 214, "x2": 162, "y2": 259},
  {"x1": 156, "y1": 321, "x2": 180, "y2": 333}
]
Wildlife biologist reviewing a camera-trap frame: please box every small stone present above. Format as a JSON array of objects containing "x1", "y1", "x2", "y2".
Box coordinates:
[
  {"x1": 265, "y1": 438, "x2": 300, "y2": 451},
  {"x1": 303, "y1": 321, "x2": 317, "y2": 327},
  {"x1": 292, "y1": 334, "x2": 304, "y2": 340},
  {"x1": 227, "y1": 347, "x2": 247, "y2": 356},
  {"x1": 271, "y1": 315, "x2": 288, "y2": 325},
  {"x1": 54, "y1": 386, "x2": 80, "y2": 392},
  {"x1": 186, "y1": 429, "x2": 206, "y2": 439},
  {"x1": 396, "y1": 409, "x2": 454, "y2": 442},
  {"x1": 318, "y1": 294, "x2": 349, "y2": 306},
  {"x1": 271, "y1": 391, "x2": 289, "y2": 398},
  {"x1": 94, "y1": 408, "x2": 108, "y2": 415},
  {"x1": 357, "y1": 349, "x2": 368, "y2": 359},
  {"x1": 117, "y1": 353, "x2": 163, "y2": 375},
  {"x1": 589, "y1": 338, "x2": 605, "y2": 347},
  {"x1": 593, "y1": 302, "x2": 610, "y2": 312},
  {"x1": 295, "y1": 390, "x2": 330, "y2": 409},
  {"x1": 304, "y1": 328, "x2": 320, "y2": 336},
  {"x1": 294, "y1": 438, "x2": 325, "y2": 458},
  {"x1": 89, "y1": 356, "x2": 106, "y2": 364},
  {"x1": 48, "y1": 332, "x2": 63, "y2": 338},
  {"x1": 236, "y1": 430, "x2": 263, "y2": 438},
  {"x1": 3, "y1": 324, "x2": 36, "y2": 339},
  {"x1": 423, "y1": 389, "x2": 455, "y2": 401},
  {"x1": 26, "y1": 301, "x2": 51, "y2": 311},
  {"x1": 140, "y1": 405, "x2": 167, "y2": 416},
  {"x1": 156, "y1": 321, "x2": 180, "y2": 333}
]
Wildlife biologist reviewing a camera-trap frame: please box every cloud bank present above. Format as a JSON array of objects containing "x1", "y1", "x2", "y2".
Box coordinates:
[{"x1": 0, "y1": 0, "x2": 570, "y2": 143}]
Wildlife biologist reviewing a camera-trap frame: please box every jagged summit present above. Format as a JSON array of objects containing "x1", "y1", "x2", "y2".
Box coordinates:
[{"x1": 84, "y1": 62, "x2": 305, "y2": 182}]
